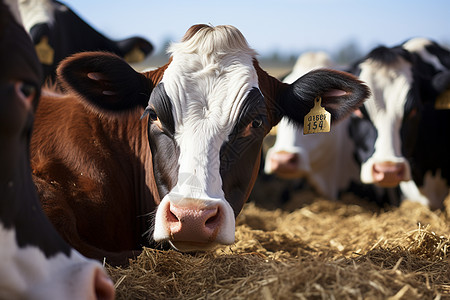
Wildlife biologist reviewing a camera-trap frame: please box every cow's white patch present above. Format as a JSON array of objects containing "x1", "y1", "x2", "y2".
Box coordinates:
[
  {"x1": 153, "y1": 26, "x2": 258, "y2": 246},
  {"x1": 266, "y1": 117, "x2": 359, "y2": 200},
  {"x1": 283, "y1": 51, "x2": 333, "y2": 85},
  {"x1": 403, "y1": 38, "x2": 447, "y2": 72},
  {"x1": 0, "y1": 223, "x2": 109, "y2": 300},
  {"x1": 358, "y1": 58, "x2": 413, "y2": 184},
  {"x1": 417, "y1": 169, "x2": 449, "y2": 209},
  {"x1": 264, "y1": 51, "x2": 359, "y2": 200},
  {"x1": 17, "y1": 0, "x2": 55, "y2": 33}
]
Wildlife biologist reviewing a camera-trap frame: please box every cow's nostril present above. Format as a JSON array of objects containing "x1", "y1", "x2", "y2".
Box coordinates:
[
  {"x1": 287, "y1": 154, "x2": 299, "y2": 165},
  {"x1": 168, "y1": 209, "x2": 178, "y2": 222},
  {"x1": 205, "y1": 207, "x2": 220, "y2": 226}
]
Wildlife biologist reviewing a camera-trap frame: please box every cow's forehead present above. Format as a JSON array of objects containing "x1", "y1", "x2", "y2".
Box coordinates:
[
  {"x1": 160, "y1": 27, "x2": 259, "y2": 130},
  {"x1": 162, "y1": 52, "x2": 258, "y2": 129},
  {"x1": 359, "y1": 57, "x2": 413, "y2": 118},
  {"x1": 17, "y1": 0, "x2": 56, "y2": 32}
]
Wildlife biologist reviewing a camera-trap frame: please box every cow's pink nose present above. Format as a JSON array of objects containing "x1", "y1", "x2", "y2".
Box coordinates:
[
  {"x1": 372, "y1": 162, "x2": 406, "y2": 187},
  {"x1": 167, "y1": 202, "x2": 222, "y2": 244},
  {"x1": 94, "y1": 269, "x2": 115, "y2": 300},
  {"x1": 270, "y1": 151, "x2": 300, "y2": 178}
]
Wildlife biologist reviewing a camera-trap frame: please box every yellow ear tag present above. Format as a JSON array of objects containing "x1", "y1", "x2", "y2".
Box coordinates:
[
  {"x1": 124, "y1": 46, "x2": 145, "y2": 63},
  {"x1": 303, "y1": 96, "x2": 331, "y2": 135},
  {"x1": 435, "y1": 89, "x2": 450, "y2": 110},
  {"x1": 34, "y1": 36, "x2": 54, "y2": 65}
]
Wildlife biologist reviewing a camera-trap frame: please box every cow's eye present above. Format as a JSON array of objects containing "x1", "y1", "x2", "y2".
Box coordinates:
[
  {"x1": 19, "y1": 82, "x2": 36, "y2": 98},
  {"x1": 251, "y1": 118, "x2": 263, "y2": 128},
  {"x1": 148, "y1": 109, "x2": 158, "y2": 122}
]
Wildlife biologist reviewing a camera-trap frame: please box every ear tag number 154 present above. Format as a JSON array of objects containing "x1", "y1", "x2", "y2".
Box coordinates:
[{"x1": 303, "y1": 96, "x2": 331, "y2": 135}]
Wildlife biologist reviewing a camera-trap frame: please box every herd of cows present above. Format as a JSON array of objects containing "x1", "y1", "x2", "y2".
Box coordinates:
[{"x1": 0, "y1": 0, "x2": 449, "y2": 298}]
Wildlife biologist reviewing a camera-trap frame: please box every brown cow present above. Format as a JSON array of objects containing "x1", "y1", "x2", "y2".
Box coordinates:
[{"x1": 31, "y1": 24, "x2": 370, "y2": 265}]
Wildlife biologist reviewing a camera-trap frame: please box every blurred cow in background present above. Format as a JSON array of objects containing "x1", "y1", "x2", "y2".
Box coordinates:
[
  {"x1": 263, "y1": 51, "x2": 403, "y2": 206},
  {"x1": 17, "y1": 0, "x2": 154, "y2": 81},
  {"x1": 0, "y1": 1, "x2": 114, "y2": 298},
  {"x1": 264, "y1": 52, "x2": 361, "y2": 200},
  {"x1": 350, "y1": 38, "x2": 450, "y2": 209}
]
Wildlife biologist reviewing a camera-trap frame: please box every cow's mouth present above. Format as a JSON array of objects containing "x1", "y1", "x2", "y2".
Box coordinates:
[{"x1": 372, "y1": 162, "x2": 406, "y2": 187}]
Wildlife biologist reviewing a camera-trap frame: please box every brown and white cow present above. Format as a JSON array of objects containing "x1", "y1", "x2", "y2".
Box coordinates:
[
  {"x1": 0, "y1": 1, "x2": 114, "y2": 298},
  {"x1": 31, "y1": 24, "x2": 370, "y2": 264}
]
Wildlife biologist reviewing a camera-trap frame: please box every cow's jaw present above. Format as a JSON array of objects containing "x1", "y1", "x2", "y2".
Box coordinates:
[
  {"x1": 358, "y1": 58, "x2": 413, "y2": 187},
  {"x1": 152, "y1": 33, "x2": 258, "y2": 251}
]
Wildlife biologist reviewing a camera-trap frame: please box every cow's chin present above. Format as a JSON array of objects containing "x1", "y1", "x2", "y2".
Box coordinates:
[{"x1": 169, "y1": 241, "x2": 221, "y2": 252}]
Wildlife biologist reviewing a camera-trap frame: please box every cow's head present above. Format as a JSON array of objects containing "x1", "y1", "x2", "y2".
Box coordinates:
[
  {"x1": 350, "y1": 39, "x2": 450, "y2": 188},
  {"x1": 264, "y1": 51, "x2": 335, "y2": 179},
  {"x1": 0, "y1": 1, "x2": 115, "y2": 299},
  {"x1": 1, "y1": 0, "x2": 42, "y2": 140},
  {"x1": 17, "y1": 0, "x2": 153, "y2": 80},
  {"x1": 57, "y1": 24, "x2": 369, "y2": 251}
]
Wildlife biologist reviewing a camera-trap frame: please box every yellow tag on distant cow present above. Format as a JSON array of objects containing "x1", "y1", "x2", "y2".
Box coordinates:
[
  {"x1": 303, "y1": 96, "x2": 331, "y2": 135},
  {"x1": 435, "y1": 89, "x2": 450, "y2": 110},
  {"x1": 124, "y1": 46, "x2": 145, "y2": 63},
  {"x1": 34, "y1": 36, "x2": 54, "y2": 65}
]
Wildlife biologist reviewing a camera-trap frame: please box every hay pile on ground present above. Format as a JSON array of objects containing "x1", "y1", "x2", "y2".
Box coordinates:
[{"x1": 107, "y1": 191, "x2": 450, "y2": 299}]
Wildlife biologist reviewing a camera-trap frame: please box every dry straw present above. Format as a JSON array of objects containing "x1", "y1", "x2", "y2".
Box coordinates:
[{"x1": 107, "y1": 192, "x2": 450, "y2": 299}]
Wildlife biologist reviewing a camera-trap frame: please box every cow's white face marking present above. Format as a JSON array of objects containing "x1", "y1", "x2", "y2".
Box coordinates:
[
  {"x1": 0, "y1": 224, "x2": 109, "y2": 299},
  {"x1": 153, "y1": 26, "x2": 259, "y2": 247},
  {"x1": 403, "y1": 38, "x2": 446, "y2": 72},
  {"x1": 358, "y1": 58, "x2": 413, "y2": 184},
  {"x1": 17, "y1": 0, "x2": 55, "y2": 33}
]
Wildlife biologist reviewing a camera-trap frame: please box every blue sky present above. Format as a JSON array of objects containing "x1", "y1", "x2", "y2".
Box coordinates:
[{"x1": 69, "y1": 0, "x2": 450, "y2": 56}]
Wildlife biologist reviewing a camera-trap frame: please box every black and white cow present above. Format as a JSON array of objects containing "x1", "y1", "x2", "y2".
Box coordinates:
[
  {"x1": 17, "y1": 0, "x2": 153, "y2": 80},
  {"x1": 350, "y1": 38, "x2": 450, "y2": 209},
  {"x1": 264, "y1": 52, "x2": 360, "y2": 200},
  {"x1": 263, "y1": 52, "x2": 395, "y2": 205},
  {"x1": 0, "y1": 1, "x2": 115, "y2": 298}
]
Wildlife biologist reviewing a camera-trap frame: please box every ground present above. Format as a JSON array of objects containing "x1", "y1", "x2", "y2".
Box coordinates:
[{"x1": 107, "y1": 187, "x2": 450, "y2": 299}]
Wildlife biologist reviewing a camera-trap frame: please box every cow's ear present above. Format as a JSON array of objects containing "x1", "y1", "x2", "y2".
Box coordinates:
[
  {"x1": 57, "y1": 51, "x2": 151, "y2": 112},
  {"x1": 278, "y1": 69, "x2": 370, "y2": 125}
]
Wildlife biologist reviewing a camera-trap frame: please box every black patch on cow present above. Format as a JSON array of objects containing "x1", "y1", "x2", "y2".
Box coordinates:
[
  {"x1": 366, "y1": 46, "x2": 413, "y2": 66},
  {"x1": 278, "y1": 69, "x2": 370, "y2": 125},
  {"x1": 147, "y1": 83, "x2": 176, "y2": 135},
  {"x1": 410, "y1": 104, "x2": 450, "y2": 186},
  {"x1": 146, "y1": 83, "x2": 179, "y2": 199},
  {"x1": 348, "y1": 114, "x2": 377, "y2": 165},
  {"x1": 220, "y1": 88, "x2": 267, "y2": 216},
  {"x1": 424, "y1": 41, "x2": 450, "y2": 69},
  {"x1": 28, "y1": 0, "x2": 153, "y2": 81}
]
